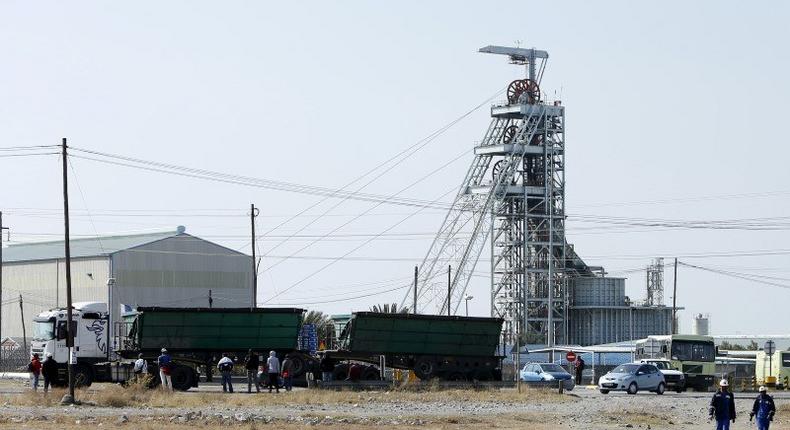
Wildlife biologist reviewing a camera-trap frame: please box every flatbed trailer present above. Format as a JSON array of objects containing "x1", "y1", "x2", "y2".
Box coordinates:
[{"x1": 322, "y1": 312, "x2": 504, "y2": 381}]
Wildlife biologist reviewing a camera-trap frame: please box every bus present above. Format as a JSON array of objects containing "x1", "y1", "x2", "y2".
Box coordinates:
[{"x1": 635, "y1": 334, "x2": 716, "y2": 391}]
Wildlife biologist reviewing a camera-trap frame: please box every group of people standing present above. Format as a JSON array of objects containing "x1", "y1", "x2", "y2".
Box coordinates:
[
  {"x1": 219, "y1": 349, "x2": 294, "y2": 394},
  {"x1": 26, "y1": 352, "x2": 58, "y2": 392}
]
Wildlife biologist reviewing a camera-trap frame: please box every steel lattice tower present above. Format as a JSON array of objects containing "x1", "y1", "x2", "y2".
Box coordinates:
[{"x1": 405, "y1": 45, "x2": 569, "y2": 348}]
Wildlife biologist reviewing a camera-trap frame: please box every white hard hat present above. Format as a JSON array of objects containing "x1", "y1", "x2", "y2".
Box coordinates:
[
  {"x1": 719, "y1": 379, "x2": 729, "y2": 387},
  {"x1": 161, "y1": 348, "x2": 168, "y2": 353},
  {"x1": 759, "y1": 386, "x2": 767, "y2": 392},
  {"x1": 45, "y1": 352, "x2": 52, "y2": 357}
]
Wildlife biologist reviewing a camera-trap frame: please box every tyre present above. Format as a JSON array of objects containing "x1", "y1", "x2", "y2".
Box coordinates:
[
  {"x1": 676, "y1": 387, "x2": 684, "y2": 393},
  {"x1": 599, "y1": 389, "x2": 609, "y2": 394},
  {"x1": 413, "y1": 357, "x2": 436, "y2": 380},
  {"x1": 73, "y1": 365, "x2": 94, "y2": 387},
  {"x1": 627, "y1": 382, "x2": 638, "y2": 395},
  {"x1": 655, "y1": 382, "x2": 665, "y2": 395},
  {"x1": 289, "y1": 355, "x2": 306, "y2": 378},
  {"x1": 361, "y1": 366, "x2": 380, "y2": 381},
  {"x1": 332, "y1": 363, "x2": 349, "y2": 381},
  {"x1": 170, "y1": 365, "x2": 194, "y2": 391}
]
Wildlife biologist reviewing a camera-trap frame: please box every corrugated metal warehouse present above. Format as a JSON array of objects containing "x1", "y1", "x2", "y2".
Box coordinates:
[{"x1": 0, "y1": 227, "x2": 253, "y2": 339}]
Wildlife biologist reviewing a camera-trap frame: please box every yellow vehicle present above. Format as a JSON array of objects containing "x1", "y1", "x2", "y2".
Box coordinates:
[
  {"x1": 755, "y1": 350, "x2": 790, "y2": 388},
  {"x1": 635, "y1": 335, "x2": 716, "y2": 391}
]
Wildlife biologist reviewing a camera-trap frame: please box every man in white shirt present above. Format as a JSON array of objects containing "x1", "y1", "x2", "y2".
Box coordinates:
[
  {"x1": 133, "y1": 353, "x2": 148, "y2": 383},
  {"x1": 266, "y1": 351, "x2": 280, "y2": 393}
]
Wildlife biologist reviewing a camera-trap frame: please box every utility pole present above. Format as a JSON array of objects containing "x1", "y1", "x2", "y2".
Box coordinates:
[
  {"x1": 250, "y1": 204, "x2": 259, "y2": 308},
  {"x1": 672, "y1": 258, "x2": 678, "y2": 334},
  {"x1": 447, "y1": 265, "x2": 451, "y2": 317},
  {"x1": 18, "y1": 295, "x2": 26, "y2": 358},
  {"x1": 0, "y1": 211, "x2": 9, "y2": 347},
  {"x1": 208, "y1": 289, "x2": 213, "y2": 309},
  {"x1": 413, "y1": 266, "x2": 418, "y2": 315},
  {"x1": 61, "y1": 138, "x2": 76, "y2": 405}
]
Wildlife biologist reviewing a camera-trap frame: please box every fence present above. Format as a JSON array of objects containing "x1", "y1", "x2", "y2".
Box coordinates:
[{"x1": 0, "y1": 347, "x2": 28, "y2": 372}]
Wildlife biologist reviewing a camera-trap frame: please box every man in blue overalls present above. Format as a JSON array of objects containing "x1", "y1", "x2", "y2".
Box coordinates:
[
  {"x1": 709, "y1": 379, "x2": 736, "y2": 430},
  {"x1": 750, "y1": 386, "x2": 776, "y2": 430}
]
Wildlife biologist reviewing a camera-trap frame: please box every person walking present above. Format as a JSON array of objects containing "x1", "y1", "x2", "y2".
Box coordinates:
[
  {"x1": 157, "y1": 348, "x2": 173, "y2": 391},
  {"x1": 218, "y1": 353, "x2": 234, "y2": 393},
  {"x1": 709, "y1": 379, "x2": 736, "y2": 430},
  {"x1": 281, "y1": 354, "x2": 294, "y2": 392},
  {"x1": 41, "y1": 353, "x2": 58, "y2": 393},
  {"x1": 266, "y1": 351, "x2": 280, "y2": 393},
  {"x1": 244, "y1": 350, "x2": 260, "y2": 393},
  {"x1": 133, "y1": 353, "x2": 148, "y2": 383},
  {"x1": 751, "y1": 386, "x2": 776, "y2": 430},
  {"x1": 320, "y1": 354, "x2": 335, "y2": 382},
  {"x1": 28, "y1": 353, "x2": 42, "y2": 391},
  {"x1": 574, "y1": 356, "x2": 585, "y2": 385}
]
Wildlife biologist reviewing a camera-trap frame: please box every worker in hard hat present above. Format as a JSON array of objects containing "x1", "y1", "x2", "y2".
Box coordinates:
[
  {"x1": 709, "y1": 379, "x2": 736, "y2": 430},
  {"x1": 750, "y1": 386, "x2": 776, "y2": 430}
]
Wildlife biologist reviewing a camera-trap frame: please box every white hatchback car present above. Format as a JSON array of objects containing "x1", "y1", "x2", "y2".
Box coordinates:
[{"x1": 598, "y1": 363, "x2": 666, "y2": 395}]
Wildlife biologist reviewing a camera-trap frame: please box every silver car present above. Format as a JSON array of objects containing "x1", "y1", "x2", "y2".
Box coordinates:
[{"x1": 598, "y1": 363, "x2": 666, "y2": 395}]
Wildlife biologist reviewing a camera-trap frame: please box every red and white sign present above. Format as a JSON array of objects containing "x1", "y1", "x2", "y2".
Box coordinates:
[{"x1": 566, "y1": 351, "x2": 577, "y2": 362}]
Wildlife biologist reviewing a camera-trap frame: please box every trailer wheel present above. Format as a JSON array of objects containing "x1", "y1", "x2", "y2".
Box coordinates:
[
  {"x1": 170, "y1": 365, "x2": 194, "y2": 391},
  {"x1": 332, "y1": 363, "x2": 349, "y2": 381},
  {"x1": 289, "y1": 354, "x2": 306, "y2": 377},
  {"x1": 74, "y1": 365, "x2": 94, "y2": 387},
  {"x1": 414, "y1": 357, "x2": 436, "y2": 380},
  {"x1": 361, "y1": 366, "x2": 380, "y2": 381}
]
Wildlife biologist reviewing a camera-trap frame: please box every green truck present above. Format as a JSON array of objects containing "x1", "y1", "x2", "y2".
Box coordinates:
[
  {"x1": 115, "y1": 306, "x2": 310, "y2": 390},
  {"x1": 323, "y1": 312, "x2": 505, "y2": 381}
]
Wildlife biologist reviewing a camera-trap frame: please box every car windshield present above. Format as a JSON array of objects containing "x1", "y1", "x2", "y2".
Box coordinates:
[
  {"x1": 541, "y1": 364, "x2": 565, "y2": 373},
  {"x1": 33, "y1": 321, "x2": 55, "y2": 341},
  {"x1": 611, "y1": 364, "x2": 639, "y2": 374}
]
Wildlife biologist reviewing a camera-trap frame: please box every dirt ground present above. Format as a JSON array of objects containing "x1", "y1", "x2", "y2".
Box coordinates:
[{"x1": 0, "y1": 380, "x2": 788, "y2": 429}]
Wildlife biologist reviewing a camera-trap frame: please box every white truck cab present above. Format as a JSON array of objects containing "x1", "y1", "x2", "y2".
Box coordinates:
[
  {"x1": 637, "y1": 358, "x2": 686, "y2": 392},
  {"x1": 31, "y1": 301, "x2": 111, "y2": 385}
]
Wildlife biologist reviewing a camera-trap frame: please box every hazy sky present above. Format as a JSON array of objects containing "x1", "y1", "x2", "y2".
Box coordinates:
[{"x1": 1, "y1": 1, "x2": 789, "y2": 335}]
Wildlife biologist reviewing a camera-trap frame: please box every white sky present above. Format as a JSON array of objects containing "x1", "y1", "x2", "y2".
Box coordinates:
[{"x1": 1, "y1": 1, "x2": 789, "y2": 335}]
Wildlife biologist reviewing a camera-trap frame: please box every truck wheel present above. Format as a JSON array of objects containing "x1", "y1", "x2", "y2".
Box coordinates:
[
  {"x1": 332, "y1": 363, "x2": 349, "y2": 381},
  {"x1": 361, "y1": 366, "x2": 380, "y2": 381},
  {"x1": 170, "y1": 365, "x2": 194, "y2": 391},
  {"x1": 74, "y1": 365, "x2": 94, "y2": 387},
  {"x1": 289, "y1": 354, "x2": 306, "y2": 377},
  {"x1": 413, "y1": 357, "x2": 436, "y2": 380}
]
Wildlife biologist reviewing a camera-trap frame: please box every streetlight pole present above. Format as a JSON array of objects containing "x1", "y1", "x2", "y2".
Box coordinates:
[
  {"x1": 0, "y1": 212, "x2": 9, "y2": 348},
  {"x1": 464, "y1": 295, "x2": 473, "y2": 317}
]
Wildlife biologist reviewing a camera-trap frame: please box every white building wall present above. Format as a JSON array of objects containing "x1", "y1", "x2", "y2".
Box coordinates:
[{"x1": 1, "y1": 257, "x2": 109, "y2": 339}]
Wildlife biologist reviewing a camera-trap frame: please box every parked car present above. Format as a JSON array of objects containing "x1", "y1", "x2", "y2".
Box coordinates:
[
  {"x1": 598, "y1": 363, "x2": 666, "y2": 395},
  {"x1": 637, "y1": 359, "x2": 685, "y2": 393},
  {"x1": 520, "y1": 363, "x2": 575, "y2": 391}
]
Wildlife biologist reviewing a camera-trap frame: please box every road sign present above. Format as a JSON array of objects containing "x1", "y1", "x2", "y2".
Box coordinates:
[
  {"x1": 765, "y1": 340, "x2": 776, "y2": 355},
  {"x1": 566, "y1": 351, "x2": 577, "y2": 362}
]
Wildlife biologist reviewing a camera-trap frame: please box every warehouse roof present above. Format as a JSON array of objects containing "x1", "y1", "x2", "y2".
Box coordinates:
[{"x1": 1, "y1": 227, "x2": 192, "y2": 263}]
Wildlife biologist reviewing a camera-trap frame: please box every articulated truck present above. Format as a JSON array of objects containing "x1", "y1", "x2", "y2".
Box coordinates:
[{"x1": 31, "y1": 302, "x2": 309, "y2": 390}]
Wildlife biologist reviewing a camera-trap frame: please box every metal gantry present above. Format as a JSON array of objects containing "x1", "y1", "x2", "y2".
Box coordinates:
[
  {"x1": 645, "y1": 257, "x2": 665, "y2": 306},
  {"x1": 405, "y1": 45, "x2": 570, "y2": 348}
]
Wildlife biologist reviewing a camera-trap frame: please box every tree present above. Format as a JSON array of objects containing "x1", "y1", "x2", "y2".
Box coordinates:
[
  {"x1": 304, "y1": 310, "x2": 335, "y2": 348},
  {"x1": 369, "y1": 303, "x2": 409, "y2": 314}
]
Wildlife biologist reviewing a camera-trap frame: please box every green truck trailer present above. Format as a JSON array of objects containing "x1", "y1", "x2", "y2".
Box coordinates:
[
  {"x1": 323, "y1": 312, "x2": 505, "y2": 381},
  {"x1": 115, "y1": 307, "x2": 310, "y2": 390}
]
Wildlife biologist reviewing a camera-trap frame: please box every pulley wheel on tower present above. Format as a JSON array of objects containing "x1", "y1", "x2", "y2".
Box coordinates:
[
  {"x1": 507, "y1": 79, "x2": 540, "y2": 105},
  {"x1": 492, "y1": 160, "x2": 504, "y2": 182},
  {"x1": 501, "y1": 125, "x2": 519, "y2": 144}
]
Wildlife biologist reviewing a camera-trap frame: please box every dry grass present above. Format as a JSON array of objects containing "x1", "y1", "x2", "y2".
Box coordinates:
[{"x1": 0, "y1": 382, "x2": 568, "y2": 409}]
